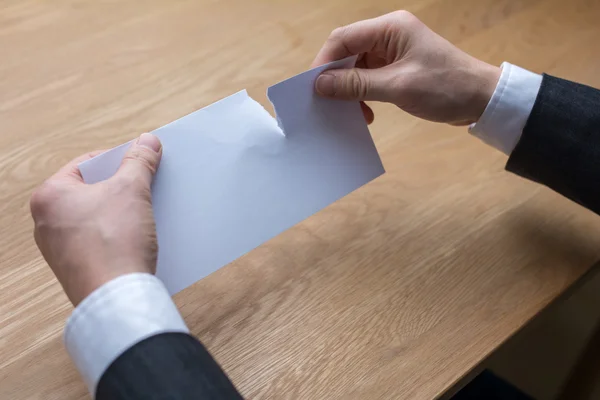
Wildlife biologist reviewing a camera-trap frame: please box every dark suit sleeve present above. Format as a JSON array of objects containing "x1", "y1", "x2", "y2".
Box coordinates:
[
  {"x1": 96, "y1": 333, "x2": 243, "y2": 400},
  {"x1": 506, "y1": 74, "x2": 600, "y2": 214}
]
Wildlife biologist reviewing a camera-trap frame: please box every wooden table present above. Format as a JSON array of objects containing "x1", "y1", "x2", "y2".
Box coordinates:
[{"x1": 2, "y1": 0, "x2": 600, "y2": 398}]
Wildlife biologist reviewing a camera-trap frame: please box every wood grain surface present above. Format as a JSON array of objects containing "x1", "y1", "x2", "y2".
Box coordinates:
[{"x1": 2, "y1": 0, "x2": 600, "y2": 399}]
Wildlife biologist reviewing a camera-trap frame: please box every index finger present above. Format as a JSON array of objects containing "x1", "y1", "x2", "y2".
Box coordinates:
[
  {"x1": 53, "y1": 149, "x2": 107, "y2": 183},
  {"x1": 310, "y1": 13, "x2": 394, "y2": 68}
]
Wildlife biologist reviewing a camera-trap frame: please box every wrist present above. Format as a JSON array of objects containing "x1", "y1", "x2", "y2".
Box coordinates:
[
  {"x1": 65, "y1": 271, "x2": 120, "y2": 307},
  {"x1": 469, "y1": 61, "x2": 501, "y2": 124},
  {"x1": 65, "y1": 265, "x2": 154, "y2": 306}
]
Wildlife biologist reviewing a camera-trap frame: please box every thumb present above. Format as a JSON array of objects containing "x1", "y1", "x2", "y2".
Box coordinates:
[
  {"x1": 315, "y1": 68, "x2": 389, "y2": 101},
  {"x1": 116, "y1": 133, "x2": 162, "y2": 188}
]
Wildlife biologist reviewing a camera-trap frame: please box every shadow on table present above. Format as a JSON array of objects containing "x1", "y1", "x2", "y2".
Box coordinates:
[
  {"x1": 450, "y1": 370, "x2": 534, "y2": 400},
  {"x1": 440, "y1": 204, "x2": 600, "y2": 400}
]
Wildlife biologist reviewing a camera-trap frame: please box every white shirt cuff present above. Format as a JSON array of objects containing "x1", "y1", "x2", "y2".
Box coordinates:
[
  {"x1": 469, "y1": 62, "x2": 543, "y2": 155},
  {"x1": 64, "y1": 273, "x2": 189, "y2": 396}
]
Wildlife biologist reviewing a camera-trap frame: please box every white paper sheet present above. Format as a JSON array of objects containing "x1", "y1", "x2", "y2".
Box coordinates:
[{"x1": 79, "y1": 56, "x2": 385, "y2": 294}]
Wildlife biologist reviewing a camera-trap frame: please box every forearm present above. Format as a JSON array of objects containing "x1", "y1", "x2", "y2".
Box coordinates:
[
  {"x1": 468, "y1": 60, "x2": 600, "y2": 214},
  {"x1": 96, "y1": 333, "x2": 243, "y2": 400},
  {"x1": 65, "y1": 273, "x2": 242, "y2": 399},
  {"x1": 506, "y1": 75, "x2": 600, "y2": 214}
]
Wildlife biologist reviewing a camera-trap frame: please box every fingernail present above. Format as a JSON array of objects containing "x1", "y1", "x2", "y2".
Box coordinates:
[
  {"x1": 137, "y1": 133, "x2": 162, "y2": 153},
  {"x1": 315, "y1": 73, "x2": 336, "y2": 96}
]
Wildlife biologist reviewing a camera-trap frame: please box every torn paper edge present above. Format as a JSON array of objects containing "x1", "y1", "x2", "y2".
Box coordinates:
[{"x1": 79, "y1": 56, "x2": 360, "y2": 171}]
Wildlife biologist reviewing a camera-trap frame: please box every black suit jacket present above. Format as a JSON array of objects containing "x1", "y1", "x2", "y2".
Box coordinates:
[
  {"x1": 96, "y1": 333, "x2": 243, "y2": 399},
  {"x1": 95, "y1": 74, "x2": 600, "y2": 399},
  {"x1": 507, "y1": 74, "x2": 600, "y2": 213}
]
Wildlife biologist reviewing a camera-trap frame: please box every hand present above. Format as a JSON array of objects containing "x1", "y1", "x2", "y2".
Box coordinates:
[
  {"x1": 312, "y1": 11, "x2": 501, "y2": 125},
  {"x1": 30, "y1": 133, "x2": 162, "y2": 306}
]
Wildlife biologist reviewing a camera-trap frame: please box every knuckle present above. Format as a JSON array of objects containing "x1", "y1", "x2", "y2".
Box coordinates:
[
  {"x1": 113, "y1": 174, "x2": 150, "y2": 200},
  {"x1": 392, "y1": 10, "x2": 419, "y2": 28},
  {"x1": 112, "y1": 170, "x2": 152, "y2": 199},
  {"x1": 114, "y1": 173, "x2": 138, "y2": 190},
  {"x1": 393, "y1": 10, "x2": 415, "y2": 21},
  {"x1": 346, "y1": 70, "x2": 369, "y2": 99},
  {"x1": 30, "y1": 180, "x2": 61, "y2": 217},
  {"x1": 330, "y1": 26, "x2": 346, "y2": 40},
  {"x1": 123, "y1": 147, "x2": 158, "y2": 174}
]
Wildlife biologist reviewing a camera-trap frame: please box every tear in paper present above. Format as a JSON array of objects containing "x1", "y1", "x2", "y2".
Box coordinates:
[{"x1": 79, "y1": 56, "x2": 385, "y2": 294}]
